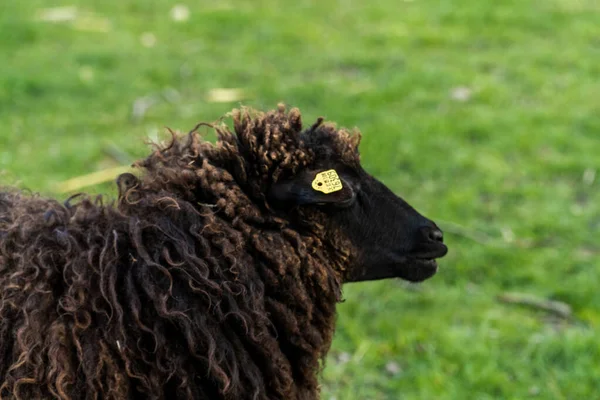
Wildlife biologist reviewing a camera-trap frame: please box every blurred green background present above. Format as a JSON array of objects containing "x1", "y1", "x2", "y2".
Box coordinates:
[{"x1": 1, "y1": 0, "x2": 599, "y2": 398}]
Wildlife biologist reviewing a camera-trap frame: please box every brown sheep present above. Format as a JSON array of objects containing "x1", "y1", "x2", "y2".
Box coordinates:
[{"x1": 0, "y1": 105, "x2": 447, "y2": 399}]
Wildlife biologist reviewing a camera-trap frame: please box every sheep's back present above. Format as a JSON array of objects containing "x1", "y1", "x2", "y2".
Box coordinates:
[{"x1": 0, "y1": 192, "x2": 312, "y2": 400}]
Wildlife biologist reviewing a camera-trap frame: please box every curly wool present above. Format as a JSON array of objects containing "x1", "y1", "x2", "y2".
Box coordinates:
[{"x1": 0, "y1": 106, "x2": 362, "y2": 400}]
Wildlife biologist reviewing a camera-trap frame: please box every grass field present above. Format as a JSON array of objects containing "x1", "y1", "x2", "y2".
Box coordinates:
[{"x1": 1, "y1": 0, "x2": 599, "y2": 398}]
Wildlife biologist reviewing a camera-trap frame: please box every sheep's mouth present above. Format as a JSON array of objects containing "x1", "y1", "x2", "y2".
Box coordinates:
[
  {"x1": 346, "y1": 244, "x2": 448, "y2": 283},
  {"x1": 413, "y1": 258, "x2": 438, "y2": 268},
  {"x1": 398, "y1": 257, "x2": 440, "y2": 283},
  {"x1": 402, "y1": 244, "x2": 448, "y2": 282},
  {"x1": 411, "y1": 243, "x2": 448, "y2": 261}
]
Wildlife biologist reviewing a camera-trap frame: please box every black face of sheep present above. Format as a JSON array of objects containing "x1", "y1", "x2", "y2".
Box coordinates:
[
  {"x1": 270, "y1": 169, "x2": 447, "y2": 283},
  {"x1": 269, "y1": 151, "x2": 447, "y2": 284}
]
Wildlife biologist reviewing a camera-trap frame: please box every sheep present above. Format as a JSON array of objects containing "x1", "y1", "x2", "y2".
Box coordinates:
[{"x1": 0, "y1": 105, "x2": 448, "y2": 400}]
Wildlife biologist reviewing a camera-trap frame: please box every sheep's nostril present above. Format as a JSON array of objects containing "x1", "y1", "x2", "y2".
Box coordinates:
[{"x1": 427, "y1": 228, "x2": 444, "y2": 243}]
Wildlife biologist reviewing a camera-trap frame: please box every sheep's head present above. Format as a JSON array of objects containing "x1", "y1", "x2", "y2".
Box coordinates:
[
  {"x1": 265, "y1": 111, "x2": 448, "y2": 283},
  {"x1": 139, "y1": 105, "x2": 447, "y2": 283}
]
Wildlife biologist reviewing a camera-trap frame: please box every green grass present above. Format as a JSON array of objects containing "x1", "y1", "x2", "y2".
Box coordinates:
[{"x1": 1, "y1": 0, "x2": 599, "y2": 398}]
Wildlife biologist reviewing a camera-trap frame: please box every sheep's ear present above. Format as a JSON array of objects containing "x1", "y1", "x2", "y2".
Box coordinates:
[
  {"x1": 116, "y1": 173, "x2": 139, "y2": 199},
  {"x1": 268, "y1": 169, "x2": 355, "y2": 207}
]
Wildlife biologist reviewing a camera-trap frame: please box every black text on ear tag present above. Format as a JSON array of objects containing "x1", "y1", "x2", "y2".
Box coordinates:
[{"x1": 312, "y1": 170, "x2": 343, "y2": 194}]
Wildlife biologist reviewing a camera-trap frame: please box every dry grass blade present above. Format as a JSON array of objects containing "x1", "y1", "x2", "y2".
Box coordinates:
[
  {"x1": 55, "y1": 165, "x2": 132, "y2": 193},
  {"x1": 497, "y1": 292, "x2": 573, "y2": 320},
  {"x1": 206, "y1": 88, "x2": 245, "y2": 103},
  {"x1": 35, "y1": 6, "x2": 78, "y2": 22}
]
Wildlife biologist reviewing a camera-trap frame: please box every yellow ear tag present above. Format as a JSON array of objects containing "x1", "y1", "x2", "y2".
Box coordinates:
[{"x1": 312, "y1": 169, "x2": 343, "y2": 194}]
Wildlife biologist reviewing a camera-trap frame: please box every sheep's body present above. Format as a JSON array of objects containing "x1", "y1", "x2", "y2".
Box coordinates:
[
  {"x1": 0, "y1": 105, "x2": 449, "y2": 400},
  {"x1": 0, "y1": 107, "x2": 352, "y2": 400},
  {"x1": 0, "y1": 194, "x2": 335, "y2": 400}
]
